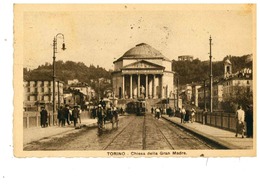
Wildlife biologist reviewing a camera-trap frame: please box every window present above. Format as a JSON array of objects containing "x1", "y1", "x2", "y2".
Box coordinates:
[
  {"x1": 27, "y1": 88, "x2": 30, "y2": 92},
  {"x1": 247, "y1": 80, "x2": 250, "y2": 84},
  {"x1": 27, "y1": 95, "x2": 30, "y2": 101}
]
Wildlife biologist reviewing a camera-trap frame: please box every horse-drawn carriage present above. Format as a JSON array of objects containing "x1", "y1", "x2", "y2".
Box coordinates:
[{"x1": 96, "y1": 98, "x2": 119, "y2": 134}]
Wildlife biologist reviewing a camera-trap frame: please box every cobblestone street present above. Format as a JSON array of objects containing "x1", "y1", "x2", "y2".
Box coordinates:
[{"x1": 24, "y1": 114, "x2": 218, "y2": 151}]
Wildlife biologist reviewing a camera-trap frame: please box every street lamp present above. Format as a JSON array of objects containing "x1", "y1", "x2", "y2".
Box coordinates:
[
  {"x1": 52, "y1": 33, "x2": 66, "y2": 125},
  {"x1": 209, "y1": 36, "x2": 213, "y2": 112}
]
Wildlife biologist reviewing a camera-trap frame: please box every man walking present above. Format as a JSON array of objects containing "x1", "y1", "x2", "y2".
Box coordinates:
[
  {"x1": 97, "y1": 104, "x2": 105, "y2": 130},
  {"x1": 40, "y1": 106, "x2": 48, "y2": 128},
  {"x1": 72, "y1": 106, "x2": 80, "y2": 128},
  {"x1": 235, "y1": 105, "x2": 245, "y2": 138},
  {"x1": 245, "y1": 105, "x2": 253, "y2": 138},
  {"x1": 180, "y1": 106, "x2": 186, "y2": 123}
]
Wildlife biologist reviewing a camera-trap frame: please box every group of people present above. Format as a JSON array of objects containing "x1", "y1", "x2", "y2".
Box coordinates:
[
  {"x1": 180, "y1": 106, "x2": 196, "y2": 123},
  {"x1": 40, "y1": 105, "x2": 82, "y2": 128},
  {"x1": 151, "y1": 106, "x2": 179, "y2": 120},
  {"x1": 57, "y1": 105, "x2": 81, "y2": 128}
]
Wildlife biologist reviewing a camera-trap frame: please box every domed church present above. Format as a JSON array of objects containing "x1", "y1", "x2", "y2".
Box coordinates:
[{"x1": 112, "y1": 43, "x2": 175, "y2": 100}]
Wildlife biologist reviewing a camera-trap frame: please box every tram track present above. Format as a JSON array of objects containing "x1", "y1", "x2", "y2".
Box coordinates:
[
  {"x1": 156, "y1": 117, "x2": 214, "y2": 149},
  {"x1": 103, "y1": 116, "x2": 136, "y2": 150},
  {"x1": 148, "y1": 115, "x2": 175, "y2": 150},
  {"x1": 103, "y1": 114, "x2": 216, "y2": 150}
]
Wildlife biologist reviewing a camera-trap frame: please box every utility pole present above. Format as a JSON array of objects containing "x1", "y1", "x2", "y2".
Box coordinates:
[
  {"x1": 176, "y1": 76, "x2": 179, "y2": 109},
  {"x1": 204, "y1": 79, "x2": 206, "y2": 110},
  {"x1": 52, "y1": 33, "x2": 66, "y2": 125},
  {"x1": 52, "y1": 36, "x2": 56, "y2": 125},
  {"x1": 209, "y1": 36, "x2": 213, "y2": 113}
]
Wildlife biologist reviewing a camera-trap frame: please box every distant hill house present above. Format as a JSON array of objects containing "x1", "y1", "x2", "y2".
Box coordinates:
[{"x1": 178, "y1": 55, "x2": 193, "y2": 62}]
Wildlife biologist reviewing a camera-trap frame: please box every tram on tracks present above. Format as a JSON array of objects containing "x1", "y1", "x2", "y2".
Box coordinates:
[{"x1": 125, "y1": 99, "x2": 146, "y2": 116}]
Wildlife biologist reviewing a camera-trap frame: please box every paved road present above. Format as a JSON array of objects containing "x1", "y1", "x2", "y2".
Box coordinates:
[{"x1": 24, "y1": 114, "x2": 219, "y2": 151}]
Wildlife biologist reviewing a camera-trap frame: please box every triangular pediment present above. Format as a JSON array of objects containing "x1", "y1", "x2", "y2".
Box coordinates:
[{"x1": 122, "y1": 60, "x2": 165, "y2": 69}]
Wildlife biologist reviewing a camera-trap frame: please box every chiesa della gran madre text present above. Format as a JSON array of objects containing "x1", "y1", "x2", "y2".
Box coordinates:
[{"x1": 112, "y1": 43, "x2": 176, "y2": 105}]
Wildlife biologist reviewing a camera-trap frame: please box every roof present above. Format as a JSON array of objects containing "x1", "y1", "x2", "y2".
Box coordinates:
[
  {"x1": 114, "y1": 43, "x2": 170, "y2": 63},
  {"x1": 224, "y1": 58, "x2": 232, "y2": 65},
  {"x1": 25, "y1": 75, "x2": 64, "y2": 83},
  {"x1": 122, "y1": 60, "x2": 165, "y2": 70}
]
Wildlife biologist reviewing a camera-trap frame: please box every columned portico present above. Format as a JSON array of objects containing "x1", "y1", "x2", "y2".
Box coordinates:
[{"x1": 120, "y1": 73, "x2": 166, "y2": 100}]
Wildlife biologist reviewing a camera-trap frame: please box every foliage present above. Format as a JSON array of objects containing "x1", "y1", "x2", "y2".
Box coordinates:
[
  {"x1": 24, "y1": 60, "x2": 112, "y2": 96},
  {"x1": 172, "y1": 54, "x2": 252, "y2": 85},
  {"x1": 221, "y1": 85, "x2": 253, "y2": 113}
]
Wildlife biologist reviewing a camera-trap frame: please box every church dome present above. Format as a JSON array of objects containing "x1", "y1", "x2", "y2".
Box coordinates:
[{"x1": 122, "y1": 43, "x2": 166, "y2": 59}]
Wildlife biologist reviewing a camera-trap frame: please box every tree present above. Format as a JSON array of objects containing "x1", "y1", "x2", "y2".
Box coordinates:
[{"x1": 221, "y1": 84, "x2": 253, "y2": 113}]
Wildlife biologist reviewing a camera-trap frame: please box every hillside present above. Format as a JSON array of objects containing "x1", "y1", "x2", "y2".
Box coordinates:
[
  {"x1": 172, "y1": 54, "x2": 252, "y2": 85},
  {"x1": 24, "y1": 60, "x2": 112, "y2": 95}
]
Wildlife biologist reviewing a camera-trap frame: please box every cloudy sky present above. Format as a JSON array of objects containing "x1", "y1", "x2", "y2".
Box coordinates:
[{"x1": 18, "y1": 4, "x2": 255, "y2": 70}]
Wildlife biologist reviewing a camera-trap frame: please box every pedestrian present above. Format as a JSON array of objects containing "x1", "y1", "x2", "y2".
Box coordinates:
[
  {"x1": 99, "y1": 98, "x2": 106, "y2": 109},
  {"x1": 180, "y1": 106, "x2": 186, "y2": 123},
  {"x1": 57, "y1": 106, "x2": 64, "y2": 127},
  {"x1": 69, "y1": 107, "x2": 74, "y2": 124},
  {"x1": 64, "y1": 105, "x2": 70, "y2": 125},
  {"x1": 40, "y1": 106, "x2": 48, "y2": 128},
  {"x1": 97, "y1": 104, "x2": 105, "y2": 130},
  {"x1": 191, "y1": 108, "x2": 196, "y2": 123},
  {"x1": 184, "y1": 108, "x2": 190, "y2": 123},
  {"x1": 155, "y1": 107, "x2": 160, "y2": 119},
  {"x1": 151, "y1": 107, "x2": 154, "y2": 114},
  {"x1": 72, "y1": 105, "x2": 80, "y2": 127},
  {"x1": 78, "y1": 106, "x2": 82, "y2": 125},
  {"x1": 235, "y1": 105, "x2": 245, "y2": 138},
  {"x1": 120, "y1": 107, "x2": 123, "y2": 115},
  {"x1": 245, "y1": 105, "x2": 253, "y2": 138}
]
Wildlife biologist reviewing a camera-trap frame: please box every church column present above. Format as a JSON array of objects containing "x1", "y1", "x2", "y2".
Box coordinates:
[
  {"x1": 145, "y1": 74, "x2": 148, "y2": 99},
  {"x1": 161, "y1": 75, "x2": 164, "y2": 98},
  {"x1": 122, "y1": 75, "x2": 125, "y2": 99},
  {"x1": 130, "y1": 75, "x2": 133, "y2": 99},
  {"x1": 153, "y1": 75, "x2": 156, "y2": 99},
  {"x1": 148, "y1": 75, "x2": 152, "y2": 99},
  {"x1": 137, "y1": 74, "x2": 140, "y2": 98}
]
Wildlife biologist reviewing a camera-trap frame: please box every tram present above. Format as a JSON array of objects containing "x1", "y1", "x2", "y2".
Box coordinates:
[{"x1": 135, "y1": 100, "x2": 146, "y2": 116}]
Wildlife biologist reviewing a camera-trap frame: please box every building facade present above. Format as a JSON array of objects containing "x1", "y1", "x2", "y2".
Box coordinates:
[
  {"x1": 23, "y1": 80, "x2": 64, "y2": 111},
  {"x1": 112, "y1": 43, "x2": 175, "y2": 100}
]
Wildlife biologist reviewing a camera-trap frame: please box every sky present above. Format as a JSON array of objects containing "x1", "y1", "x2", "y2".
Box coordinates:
[{"x1": 19, "y1": 4, "x2": 255, "y2": 70}]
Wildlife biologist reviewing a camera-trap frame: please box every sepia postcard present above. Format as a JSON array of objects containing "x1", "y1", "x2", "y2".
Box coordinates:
[{"x1": 14, "y1": 4, "x2": 256, "y2": 157}]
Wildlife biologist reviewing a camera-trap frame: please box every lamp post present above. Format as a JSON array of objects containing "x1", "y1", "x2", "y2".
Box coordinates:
[
  {"x1": 209, "y1": 36, "x2": 213, "y2": 113},
  {"x1": 203, "y1": 79, "x2": 207, "y2": 110},
  {"x1": 52, "y1": 33, "x2": 66, "y2": 125}
]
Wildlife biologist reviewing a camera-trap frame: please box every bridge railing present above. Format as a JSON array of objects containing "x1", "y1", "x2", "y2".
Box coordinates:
[
  {"x1": 23, "y1": 111, "x2": 91, "y2": 128},
  {"x1": 195, "y1": 111, "x2": 237, "y2": 132}
]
